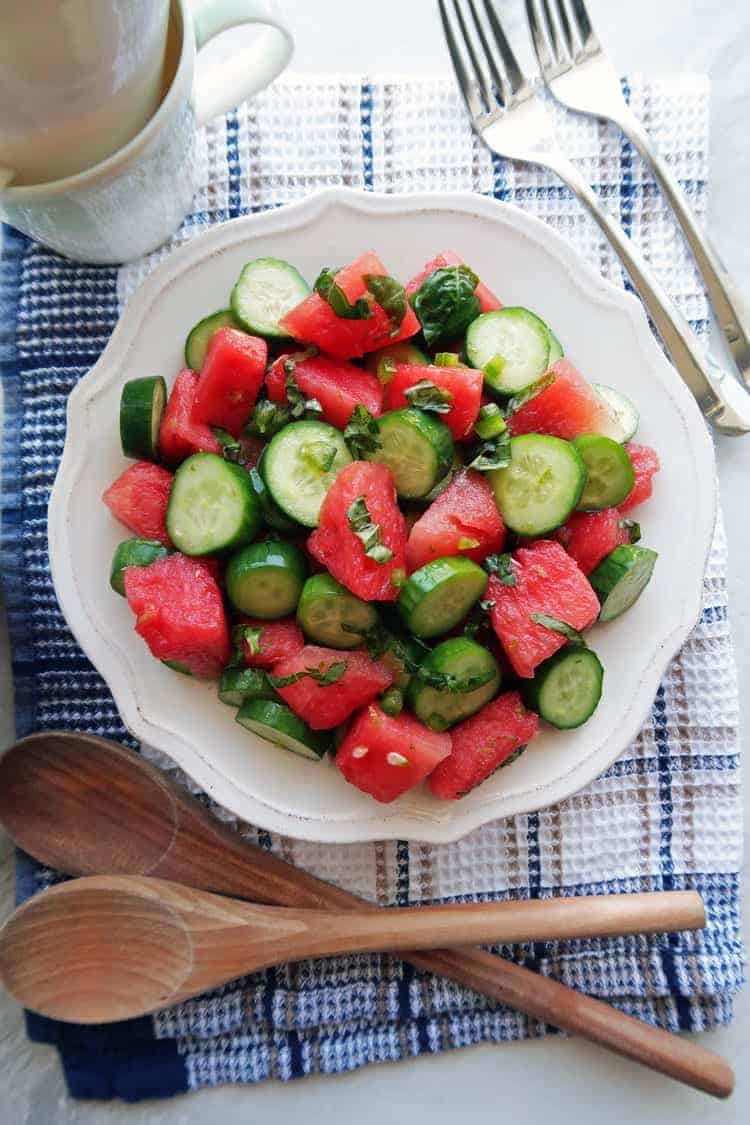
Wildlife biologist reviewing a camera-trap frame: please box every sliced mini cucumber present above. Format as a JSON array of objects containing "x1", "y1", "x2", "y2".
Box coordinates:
[
  {"x1": 398, "y1": 556, "x2": 488, "y2": 639},
  {"x1": 367, "y1": 408, "x2": 453, "y2": 499},
  {"x1": 218, "y1": 667, "x2": 277, "y2": 708},
  {"x1": 408, "y1": 637, "x2": 500, "y2": 731},
  {"x1": 236, "y1": 698, "x2": 329, "y2": 760},
  {"x1": 110, "y1": 538, "x2": 170, "y2": 596},
  {"x1": 365, "y1": 341, "x2": 428, "y2": 384},
  {"x1": 466, "y1": 308, "x2": 551, "y2": 394},
  {"x1": 379, "y1": 685, "x2": 405, "y2": 717},
  {"x1": 166, "y1": 452, "x2": 262, "y2": 555},
  {"x1": 573, "y1": 433, "x2": 635, "y2": 510},
  {"x1": 119, "y1": 376, "x2": 167, "y2": 461},
  {"x1": 231, "y1": 257, "x2": 310, "y2": 338},
  {"x1": 249, "y1": 460, "x2": 299, "y2": 533},
  {"x1": 262, "y1": 420, "x2": 352, "y2": 527},
  {"x1": 297, "y1": 573, "x2": 378, "y2": 649},
  {"x1": 592, "y1": 384, "x2": 640, "y2": 443},
  {"x1": 547, "y1": 328, "x2": 564, "y2": 365},
  {"x1": 184, "y1": 309, "x2": 238, "y2": 371},
  {"x1": 488, "y1": 434, "x2": 586, "y2": 536},
  {"x1": 523, "y1": 645, "x2": 603, "y2": 729},
  {"x1": 225, "y1": 539, "x2": 307, "y2": 618},
  {"x1": 589, "y1": 545, "x2": 658, "y2": 622}
]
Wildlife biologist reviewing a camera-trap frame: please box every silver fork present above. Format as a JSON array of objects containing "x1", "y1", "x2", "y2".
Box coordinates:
[
  {"x1": 526, "y1": 0, "x2": 750, "y2": 391},
  {"x1": 438, "y1": 0, "x2": 750, "y2": 435}
]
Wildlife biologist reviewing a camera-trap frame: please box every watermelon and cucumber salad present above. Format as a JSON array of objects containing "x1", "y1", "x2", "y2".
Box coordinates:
[{"x1": 102, "y1": 248, "x2": 660, "y2": 805}]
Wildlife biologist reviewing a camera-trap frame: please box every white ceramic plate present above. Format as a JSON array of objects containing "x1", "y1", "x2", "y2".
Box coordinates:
[{"x1": 49, "y1": 189, "x2": 716, "y2": 843}]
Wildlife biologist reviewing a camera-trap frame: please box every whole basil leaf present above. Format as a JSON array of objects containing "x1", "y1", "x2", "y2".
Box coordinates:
[
  {"x1": 314, "y1": 267, "x2": 372, "y2": 320},
  {"x1": 411, "y1": 264, "x2": 480, "y2": 347},
  {"x1": 530, "y1": 613, "x2": 586, "y2": 645}
]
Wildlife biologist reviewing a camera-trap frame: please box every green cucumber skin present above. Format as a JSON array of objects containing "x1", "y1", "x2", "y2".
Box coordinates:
[
  {"x1": 398, "y1": 556, "x2": 488, "y2": 639},
  {"x1": 369, "y1": 408, "x2": 454, "y2": 500},
  {"x1": 166, "y1": 452, "x2": 262, "y2": 556},
  {"x1": 408, "y1": 637, "x2": 501, "y2": 731},
  {"x1": 589, "y1": 545, "x2": 658, "y2": 622},
  {"x1": 218, "y1": 667, "x2": 277, "y2": 708},
  {"x1": 489, "y1": 434, "x2": 586, "y2": 536},
  {"x1": 249, "y1": 463, "x2": 299, "y2": 533},
  {"x1": 592, "y1": 384, "x2": 639, "y2": 443},
  {"x1": 261, "y1": 420, "x2": 352, "y2": 528},
  {"x1": 225, "y1": 539, "x2": 308, "y2": 618},
  {"x1": 184, "y1": 309, "x2": 239, "y2": 371},
  {"x1": 572, "y1": 433, "x2": 635, "y2": 511},
  {"x1": 236, "y1": 698, "x2": 329, "y2": 759},
  {"x1": 110, "y1": 538, "x2": 170, "y2": 596},
  {"x1": 546, "y1": 329, "x2": 564, "y2": 365},
  {"x1": 296, "y1": 573, "x2": 377, "y2": 649},
  {"x1": 522, "y1": 645, "x2": 603, "y2": 729},
  {"x1": 231, "y1": 257, "x2": 310, "y2": 339},
  {"x1": 119, "y1": 376, "x2": 167, "y2": 461}
]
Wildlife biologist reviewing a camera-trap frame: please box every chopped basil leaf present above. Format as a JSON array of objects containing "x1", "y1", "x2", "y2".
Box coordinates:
[
  {"x1": 483, "y1": 553, "x2": 517, "y2": 585},
  {"x1": 284, "y1": 360, "x2": 323, "y2": 420},
  {"x1": 505, "y1": 372, "x2": 556, "y2": 416},
  {"x1": 344, "y1": 404, "x2": 381, "y2": 459},
  {"x1": 415, "y1": 665, "x2": 495, "y2": 694},
  {"x1": 467, "y1": 429, "x2": 511, "y2": 471},
  {"x1": 245, "y1": 398, "x2": 291, "y2": 439},
  {"x1": 364, "y1": 273, "x2": 407, "y2": 335},
  {"x1": 530, "y1": 613, "x2": 585, "y2": 644},
  {"x1": 269, "y1": 659, "x2": 348, "y2": 689},
  {"x1": 500, "y1": 745, "x2": 526, "y2": 769},
  {"x1": 346, "y1": 496, "x2": 393, "y2": 564},
  {"x1": 211, "y1": 427, "x2": 243, "y2": 461},
  {"x1": 404, "y1": 379, "x2": 453, "y2": 414},
  {"x1": 314, "y1": 267, "x2": 372, "y2": 320},
  {"x1": 410, "y1": 264, "x2": 480, "y2": 348}
]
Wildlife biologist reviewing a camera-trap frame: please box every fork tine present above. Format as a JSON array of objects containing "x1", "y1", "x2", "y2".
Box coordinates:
[
  {"x1": 438, "y1": 0, "x2": 485, "y2": 119},
  {"x1": 479, "y1": 0, "x2": 526, "y2": 97},
  {"x1": 540, "y1": 0, "x2": 567, "y2": 64},
  {"x1": 524, "y1": 0, "x2": 554, "y2": 73},
  {"x1": 452, "y1": 0, "x2": 497, "y2": 112},
  {"x1": 569, "y1": 0, "x2": 601, "y2": 51},
  {"x1": 465, "y1": 0, "x2": 511, "y2": 108},
  {"x1": 553, "y1": 0, "x2": 576, "y2": 58}
]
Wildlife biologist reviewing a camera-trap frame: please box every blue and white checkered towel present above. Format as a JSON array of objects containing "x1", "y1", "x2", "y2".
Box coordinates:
[{"x1": 0, "y1": 74, "x2": 743, "y2": 1103}]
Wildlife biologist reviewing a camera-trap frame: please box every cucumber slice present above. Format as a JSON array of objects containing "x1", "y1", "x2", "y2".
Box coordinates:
[
  {"x1": 592, "y1": 384, "x2": 640, "y2": 443},
  {"x1": 572, "y1": 433, "x2": 635, "y2": 510},
  {"x1": 398, "y1": 556, "x2": 488, "y2": 639},
  {"x1": 184, "y1": 309, "x2": 238, "y2": 371},
  {"x1": 236, "y1": 698, "x2": 328, "y2": 760},
  {"x1": 408, "y1": 637, "x2": 500, "y2": 731},
  {"x1": 466, "y1": 308, "x2": 551, "y2": 394},
  {"x1": 547, "y1": 328, "x2": 564, "y2": 365},
  {"x1": 231, "y1": 257, "x2": 310, "y2": 339},
  {"x1": 262, "y1": 420, "x2": 352, "y2": 527},
  {"x1": 365, "y1": 341, "x2": 428, "y2": 384},
  {"x1": 488, "y1": 434, "x2": 586, "y2": 536},
  {"x1": 589, "y1": 545, "x2": 658, "y2": 622},
  {"x1": 219, "y1": 667, "x2": 277, "y2": 708},
  {"x1": 225, "y1": 539, "x2": 307, "y2": 618},
  {"x1": 119, "y1": 376, "x2": 167, "y2": 461},
  {"x1": 249, "y1": 461, "x2": 299, "y2": 533},
  {"x1": 297, "y1": 573, "x2": 378, "y2": 649},
  {"x1": 110, "y1": 538, "x2": 170, "y2": 596},
  {"x1": 523, "y1": 645, "x2": 603, "y2": 729},
  {"x1": 166, "y1": 452, "x2": 261, "y2": 556},
  {"x1": 367, "y1": 408, "x2": 453, "y2": 499}
]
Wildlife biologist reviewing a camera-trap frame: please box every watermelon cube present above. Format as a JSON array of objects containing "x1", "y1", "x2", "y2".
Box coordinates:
[
  {"x1": 508, "y1": 360, "x2": 614, "y2": 441},
  {"x1": 406, "y1": 470, "x2": 505, "y2": 572},
  {"x1": 272, "y1": 645, "x2": 394, "y2": 729},
  {"x1": 102, "y1": 461, "x2": 173, "y2": 546},
  {"x1": 266, "y1": 352, "x2": 382, "y2": 428},
  {"x1": 337, "y1": 703, "x2": 451, "y2": 803}
]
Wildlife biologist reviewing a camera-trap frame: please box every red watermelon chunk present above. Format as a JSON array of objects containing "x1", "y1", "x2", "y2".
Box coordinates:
[
  {"x1": 192, "y1": 328, "x2": 267, "y2": 437},
  {"x1": 555, "y1": 510, "x2": 631, "y2": 576},
  {"x1": 489, "y1": 540, "x2": 600, "y2": 678},
  {"x1": 429, "y1": 691, "x2": 539, "y2": 800},
  {"x1": 103, "y1": 461, "x2": 173, "y2": 546},
  {"x1": 279, "y1": 252, "x2": 421, "y2": 359},
  {"x1": 508, "y1": 360, "x2": 613, "y2": 440},
  {"x1": 124, "y1": 554, "x2": 230, "y2": 679},
  {"x1": 406, "y1": 251, "x2": 502, "y2": 313},
  {"x1": 385, "y1": 363, "x2": 483, "y2": 440},
  {"x1": 240, "y1": 617, "x2": 305, "y2": 669},
  {"x1": 159, "y1": 369, "x2": 221, "y2": 465},
  {"x1": 337, "y1": 703, "x2": 451, "y2": 803},
  {"x1": 272, "y1": 645, "x2": 394, "y2": 729},
  {"x1": 265, "y1": 352, "x2": 383, "y2": 428},
  {"x1": 406, "y1": 470, "x2": 505, "y2": 572},
  {"x1": 619, "y1": 443, "x2": 660, "y2": 512},
  {"x1": 307, "y1": 462, "x2": 407, "y2": 602}
]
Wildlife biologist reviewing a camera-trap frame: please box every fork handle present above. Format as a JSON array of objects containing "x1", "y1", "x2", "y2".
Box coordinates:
[
  {"x1": 546, "y1": 153, "x2": 750, "y2": 436},
  {"x1": 617, "y1": 106, "x2": 750, "y2": 389}
]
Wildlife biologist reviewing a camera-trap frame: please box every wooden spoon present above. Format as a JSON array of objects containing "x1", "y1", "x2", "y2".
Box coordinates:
[
  {"x1": 0, "y1": 732, "x2": 734, "y2": 1098},
  {"x1": 0, "y1": 873, "x2": 702, "y2": 1024}
]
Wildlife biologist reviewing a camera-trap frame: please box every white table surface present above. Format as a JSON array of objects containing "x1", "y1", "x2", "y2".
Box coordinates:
[{"x1": 1, "y1": 0, "x2": 748, "y2": 1121}]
